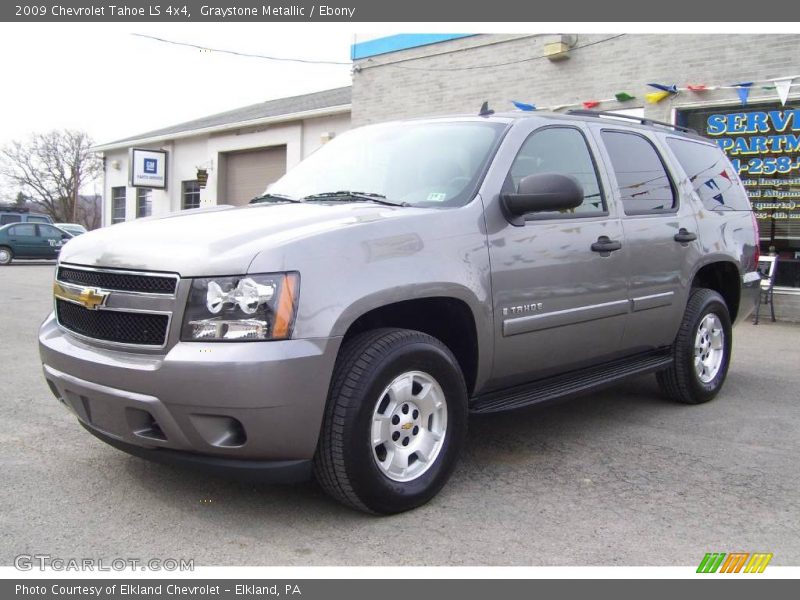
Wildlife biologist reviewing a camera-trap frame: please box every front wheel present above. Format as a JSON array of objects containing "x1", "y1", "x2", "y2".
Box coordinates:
[
  {"x1": 314, "y1": 328, "x2": 468, "y2": 514},
  {"x1": 657, "y1": 288, "x2": 732, "y2": 404}
]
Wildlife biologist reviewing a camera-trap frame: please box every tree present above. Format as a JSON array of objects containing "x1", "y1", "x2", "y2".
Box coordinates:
[{"x1": 0, "y1": 130, "x2": 102, "y2": 225}]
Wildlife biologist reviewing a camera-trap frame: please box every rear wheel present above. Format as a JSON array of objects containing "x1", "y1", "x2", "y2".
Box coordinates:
[
  {"x1": 314, "y1": 328, "x2": 468, "y2": 514},
  {"x1": 657, "y1": 288, "x2": 732, "y2": 404},
  {"x1": 0, "y1": 246, "x2": 12, "y2": 265}
]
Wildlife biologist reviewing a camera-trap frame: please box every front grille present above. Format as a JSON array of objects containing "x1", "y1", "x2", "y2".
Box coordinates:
[
  {"x1": 56, "y1": 299, "x2": 169, "y2": 346},
  {"x1": 57, "y1": 266, "x2": 177, "y2": 295}
]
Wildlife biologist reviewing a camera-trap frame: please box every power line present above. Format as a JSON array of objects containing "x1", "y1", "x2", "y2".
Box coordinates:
[
  {"x1": 356, "y1": 34, "x2": 626, "y2": 72},
  {"x1": 132, "y1": 33, "x2": 352, "y2": 66}
]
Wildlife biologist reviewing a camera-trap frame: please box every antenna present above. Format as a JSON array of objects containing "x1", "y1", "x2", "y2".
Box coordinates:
[{"x1": 479, "y1": 101, "x2": 494, "y2": 117}]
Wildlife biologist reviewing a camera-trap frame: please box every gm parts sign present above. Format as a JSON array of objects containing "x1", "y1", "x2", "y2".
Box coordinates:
[{"x1": 130, "y1": 148, "x2": 167, "y2": 189}]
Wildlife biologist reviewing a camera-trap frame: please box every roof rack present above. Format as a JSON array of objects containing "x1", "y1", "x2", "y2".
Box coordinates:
[
  {"x1": 0, "y1": 204, "x2": 30, "y2": 213},
  {"x1": 565, "y1": 109, "x2": 697, "y2": 134}
]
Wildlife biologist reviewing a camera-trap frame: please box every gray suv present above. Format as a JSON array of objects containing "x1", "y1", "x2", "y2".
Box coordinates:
[{"x1": 39, "y1": 110, "x2": 760, "y2": 514}]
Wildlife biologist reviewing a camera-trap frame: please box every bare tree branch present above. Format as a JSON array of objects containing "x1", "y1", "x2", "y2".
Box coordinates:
[{"x1": 0, "y1": 129, "x2": 102, "y2": 227}]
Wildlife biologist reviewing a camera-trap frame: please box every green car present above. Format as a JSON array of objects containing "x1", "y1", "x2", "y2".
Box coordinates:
[{"x1": 0, "y1": 222, "x2": 72, "y2": 265}]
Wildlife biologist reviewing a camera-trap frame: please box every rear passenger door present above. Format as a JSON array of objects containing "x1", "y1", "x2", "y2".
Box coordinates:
[
  {"x1": 6, "y1": 224, "x2": 39, "y2": 258},
  {"x1": 591, "y1": 126, "x2": 701, "y2": 352}
]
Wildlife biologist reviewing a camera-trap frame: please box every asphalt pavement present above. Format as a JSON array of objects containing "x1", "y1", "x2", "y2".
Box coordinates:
[{"x1": 1, "y1": 262, "x2": 798, "y2": 566}]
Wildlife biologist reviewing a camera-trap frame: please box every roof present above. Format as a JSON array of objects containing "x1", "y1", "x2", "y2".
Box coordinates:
[{"x1": 93, "y1": 86, "x2": 352, "y2": 152}]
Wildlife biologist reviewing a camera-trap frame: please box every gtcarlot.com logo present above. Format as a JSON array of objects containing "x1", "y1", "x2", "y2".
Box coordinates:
[
  {"x1": 14, "y1": 554, "x2": 194, "y2": 571},
  {"x1": 697, "y1": 552, "x2": 773, "y2": 573}
]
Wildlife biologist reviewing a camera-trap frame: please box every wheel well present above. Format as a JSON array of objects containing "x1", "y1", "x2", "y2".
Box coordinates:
[
  {"x1": 342, "y1": 297, "x2": 479, "y2": 395},
  {"x1": 691, "y1": 262, "x2": 741, "y2": 322}
]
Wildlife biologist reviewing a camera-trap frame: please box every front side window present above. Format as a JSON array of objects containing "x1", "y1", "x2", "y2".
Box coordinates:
[
  {"x1": 504, "y1": 126, "x2": 605, "y2": 217},
  {"x1": 182, "y1": 180, "x2": 201, "y2": 210},
  {"x1": 111, "y1": 187, "x2": 126, "y2": 223},
  {"x1": 266, "y1": 121, "x2": 507, "y2": 208},
  {"x1": 38, "y1": 225, "x2": 62, "y2": 238},
  {"x1": 27, "y1": 216, "x2": 50, "y2": 223},
  {"x1": 0, "y1": 215, "x2": 22, "y2": 225},
  {"x1": 136, "y1": 188, "x2": 152, "y2": 218},
  {"x1": 601, "y1": 130, "x2": 676, "y2": 214}
]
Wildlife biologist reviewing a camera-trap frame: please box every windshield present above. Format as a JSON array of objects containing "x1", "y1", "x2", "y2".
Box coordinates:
[{"x1": 265, "y1": 120, "x2": 507, "y2": 208}]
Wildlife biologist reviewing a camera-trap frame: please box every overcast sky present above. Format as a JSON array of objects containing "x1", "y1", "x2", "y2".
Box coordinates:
[{"x1": 0, "y1": 23, "x2": 354, "y2": 165}]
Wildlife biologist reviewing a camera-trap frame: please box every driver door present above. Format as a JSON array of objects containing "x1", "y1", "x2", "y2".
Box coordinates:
[{"x1": 485, "y1": 122, "x2": 630, "y2": 389}]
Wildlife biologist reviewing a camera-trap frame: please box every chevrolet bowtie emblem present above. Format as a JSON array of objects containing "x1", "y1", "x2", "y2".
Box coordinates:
[
  {"x1": 54, "y1": 282, "x2": 109, "y2": 310},
  {"x1": 78, "y1": 287, "x2": 109, "y2": 310}
]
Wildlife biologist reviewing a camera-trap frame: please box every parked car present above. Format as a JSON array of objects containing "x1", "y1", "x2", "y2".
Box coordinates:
[
  {"x1": 0, "y1": 205, "x2": 53, "y2": 226},
  {"x1": 39, "y1": 110, "x2": 760, "y2": 514},
  {"x1": 0, "y1": 222, "x2": 72, "y2": 265},
  {"x1": 55, "y1": 223, "x2": 88, "y2": 236}
]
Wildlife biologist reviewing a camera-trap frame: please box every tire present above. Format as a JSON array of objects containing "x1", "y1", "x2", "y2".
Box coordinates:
[
  {"x1": 314, "y1": 328, "x2": 468, "y2": 514},
  {"x1": 657, "y1": 288, "x2": 733, "y2": 404},
  {"x1": 0, "y1": 246, "x2": 12, "y2": 266}
]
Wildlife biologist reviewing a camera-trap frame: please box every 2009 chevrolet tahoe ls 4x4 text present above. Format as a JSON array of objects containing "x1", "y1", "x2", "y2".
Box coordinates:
[{"x1": 39, "y1": 110, "x2": 760, "y2": 514}]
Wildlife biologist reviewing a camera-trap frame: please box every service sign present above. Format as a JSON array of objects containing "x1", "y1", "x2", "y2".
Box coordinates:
[{"x1": 130, "y1": 148, "x2": 167, "y2": 189}]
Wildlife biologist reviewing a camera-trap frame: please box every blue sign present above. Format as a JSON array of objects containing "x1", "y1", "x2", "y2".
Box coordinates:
[{"x1": 143, "y1": 158, "x2": 157, "y2": 174}]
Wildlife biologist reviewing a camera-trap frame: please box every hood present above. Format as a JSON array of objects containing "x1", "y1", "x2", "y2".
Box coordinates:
[{"x1": 59, "y1": 202, "x2": 427, "y2": 276}]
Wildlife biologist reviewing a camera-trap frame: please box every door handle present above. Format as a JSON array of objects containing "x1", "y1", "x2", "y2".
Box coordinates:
[
  {"x1": 591, "y1": 236, "x2": 622, "y2": 253},
  {"x1": 674, "y1": 228, "x2": 697, "y2": 243}
]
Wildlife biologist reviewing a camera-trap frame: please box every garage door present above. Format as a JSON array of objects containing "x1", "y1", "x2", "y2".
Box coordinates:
[{"x1": 223, "y1": 145, "x2": 287, "y2": 206}]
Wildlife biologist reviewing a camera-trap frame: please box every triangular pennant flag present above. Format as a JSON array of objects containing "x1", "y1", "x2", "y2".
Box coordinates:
[
  {"x1": 774, "y1": 79, "x2": 792, "y2": 106},
  {"x1": 615, "y1": 92, "x2": 635, "y2": 102},
  {"x1": 582, "y1": 100, "x2": 600, "y2": 109},
  {"x1": 511, "y1": 100, "x2": 536, "y2": 111},
  {"x1": 647, "y1": 83, "x2": 678, "y2": 94},
  {"x1": 719, "y1": 170, "x2": 731, "y2": 181},
  {"x1": 735, "y1": 83, "x2": 752, "y2": 106},
  {"x1": 646, "y1": 91, "x2": 672, "y2": 103},
  {"x1": 687, "y1": 85, "x2": 708, "y2": 92}
]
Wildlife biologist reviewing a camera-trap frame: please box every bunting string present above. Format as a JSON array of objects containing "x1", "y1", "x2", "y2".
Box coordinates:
[{"x1": 510, "y1": 74, "x2": 800, "y2": 113}]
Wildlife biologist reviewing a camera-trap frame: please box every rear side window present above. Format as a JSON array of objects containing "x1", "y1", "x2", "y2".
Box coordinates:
[
  {"x1": 10, "y1": 224, "x2": 36, "y2": 236},
  {"x1": 601, "y1": 130, "x2": 676, "y2": 214},
  {"x1": 506, "y1": 127, "x2": 605, "y2": 216},
  {"x1": 27, "y1": 216, "x2": 50, "y2": 223},
  {"x1": 666, "y1": 137, "x2": 750, "y2": 211},
  {"x1": 1, "y1": 214, "x2": 22, "y2": 225}
]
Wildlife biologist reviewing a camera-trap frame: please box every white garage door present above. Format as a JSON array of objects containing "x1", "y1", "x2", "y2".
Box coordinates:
[{"x1": 223, "y1": 146, "x2": 287, "y2": 206}]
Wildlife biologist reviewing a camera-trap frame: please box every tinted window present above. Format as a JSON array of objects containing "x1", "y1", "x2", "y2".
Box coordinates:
[
  {"x1": 10, "y1": 224, "x2": 36, "y2": 236},
  {"x1": 0, "y1": 215, "x2": 22, "y2": 225},
  {"x1": 666, "y1": 137, "x2": 750, "y2": 211},
  {"x1": 601, "y1": 131, "x2": 676, "y2": 213},
  {"x1": 506, "y1": 127, "x2": 605, "y2": 216}
]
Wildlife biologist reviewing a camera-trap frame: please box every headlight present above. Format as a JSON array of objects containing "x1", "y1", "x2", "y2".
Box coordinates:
[{"x1": 181, "y1": 272, "x2": 299, "y2": 341}]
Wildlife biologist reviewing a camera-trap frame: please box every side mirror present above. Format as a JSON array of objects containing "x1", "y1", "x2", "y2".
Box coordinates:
[
  {"x1": 61, "y1": 234, "x2": 71, "y2": 240},
  {"x1": 501, "y1": 173, "x2": 584, "y2": 226}
]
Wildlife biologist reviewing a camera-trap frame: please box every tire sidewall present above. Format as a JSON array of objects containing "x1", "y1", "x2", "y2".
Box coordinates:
[
  {"x1": 344, "y1": 340, "x2": 467, "y2": 514},
  {"x1": 0, "y1": 246, "x2": 12, "y2": 265},
  {"x1": 682, "y1": 294, "x2": 732, "y2": 401}
]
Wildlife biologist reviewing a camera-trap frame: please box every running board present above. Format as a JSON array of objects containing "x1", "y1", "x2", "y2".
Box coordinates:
[{"x1": 470, "y1": 350, "x2": 673, "y2": 414}]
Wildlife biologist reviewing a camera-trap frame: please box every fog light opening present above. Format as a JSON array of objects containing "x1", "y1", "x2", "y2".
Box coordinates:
[
  {"x1": 125, "y1": 407, "x2": 167, "y2": 442},
  {"x1": 190, "y1": 414, "x2": 247, "y2": 448}
]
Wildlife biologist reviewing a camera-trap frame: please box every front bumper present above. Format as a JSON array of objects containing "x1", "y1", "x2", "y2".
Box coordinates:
[{"x1": 39, "y1": 313, "x2": 341, "y2": 478}]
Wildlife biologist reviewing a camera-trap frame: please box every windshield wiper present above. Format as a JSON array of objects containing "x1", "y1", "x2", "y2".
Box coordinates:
[
  {"x1": 250, "y1": 192, "x2": 303, "y2": 204},
  {"x1": 303, "y1": 191, "x2": 410, "y2": 207}
]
